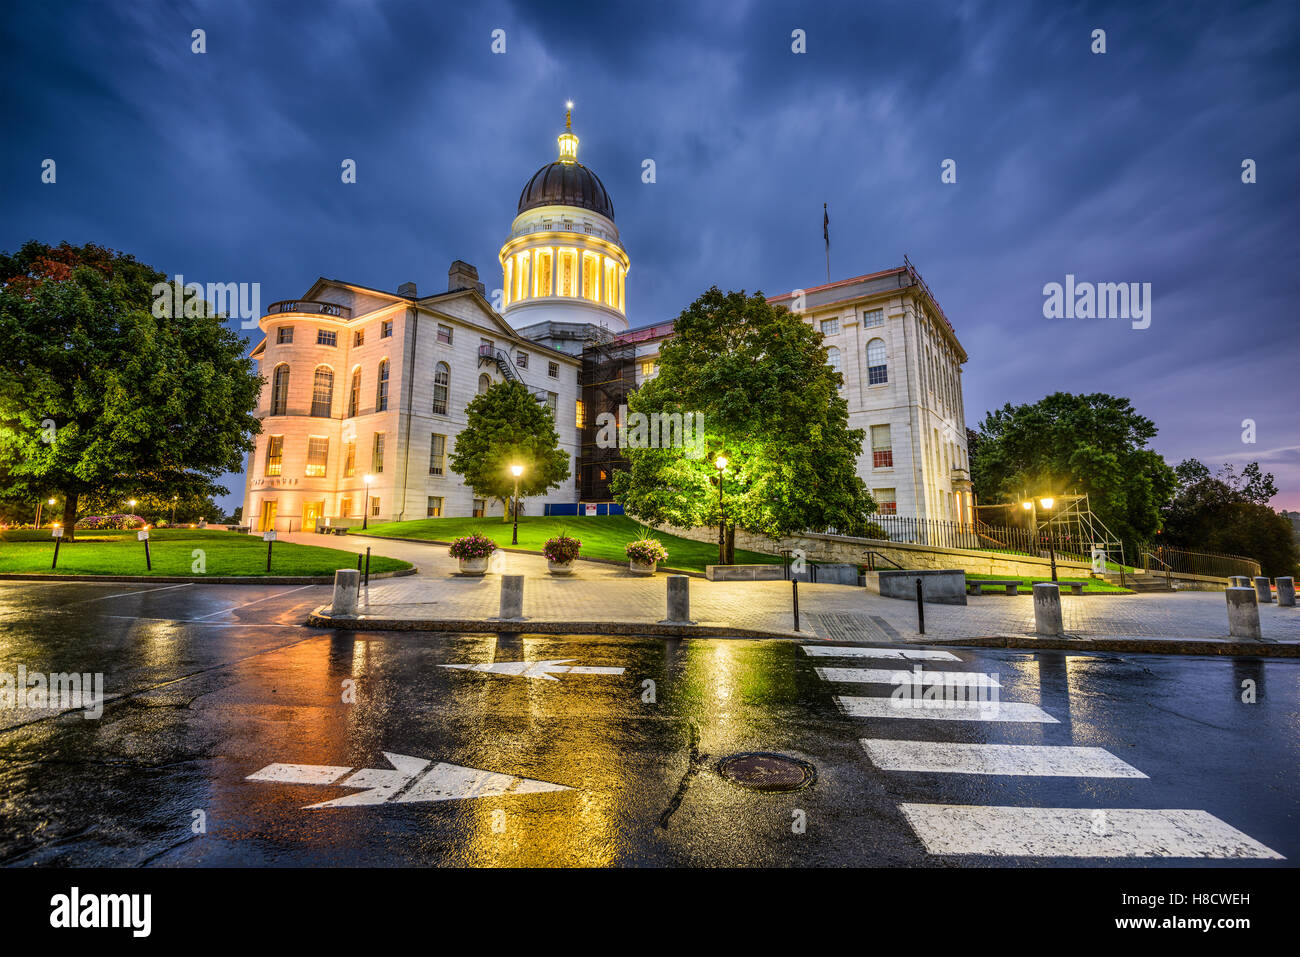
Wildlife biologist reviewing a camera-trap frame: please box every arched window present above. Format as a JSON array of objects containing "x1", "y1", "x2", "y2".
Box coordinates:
[
  {"x1": 432, "y1": 362, "x2": 450, "y2": 415},
  {"x1": 826, "y1": 346, "x2": 841, "y2": 380},
  {"x1": 270, "y1": 364, "x2": 289, "y2": 415},
  {"x1": 347, "y1": 367, "x2": 361, "y2": 417},
  {"x1": 866, "y1": 339, "x2": 888, "y2": 385},
  {"x1": 375, "y1": 359, "x2": 389, "y2": 412},
  {"x1": 478, "y1": 373, "x2": 491, "y2": 395},
  {"x1": 311, "y1": 366, "x2": 334, "y2": 418}
]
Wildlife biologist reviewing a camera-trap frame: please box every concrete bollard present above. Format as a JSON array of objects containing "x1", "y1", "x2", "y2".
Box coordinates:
[
  {"x1": 1276, "y1": 576, "x2": 1295, "y2": 607},
  {"x1": 664, "y1": 575, "x2": 691, "y2": 623},
  {"x1": 1032, "y1": 582, "x2": 1064, "y2": 638},
  {"x1": 331, "y1": 568, "x2": 360, "y2": 617},
  {"x1": 1229, "y1": 575, "x2": 1250, "y2": 589},
  {"x1": 498, "y1": 574, "x2": 524, "y2": 620},
  {"x1": 1253, "y1": 576, "x2": 1273, "y2": 604},
  {"x1": 1226, "y1": 587, "x2": 1262, "y2": 639}
]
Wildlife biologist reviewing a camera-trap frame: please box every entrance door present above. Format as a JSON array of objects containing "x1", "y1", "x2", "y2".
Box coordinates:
[
  {"x1": 302, "y1": 501, "x2": 323, "y2": 531},
  {"x1": 259, "y1": 500, "x2": 277, "y2": 532}
]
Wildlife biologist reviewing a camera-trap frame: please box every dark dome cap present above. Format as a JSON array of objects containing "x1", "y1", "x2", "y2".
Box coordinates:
[{"x1": 517, "y1": 161, "x2": 615, "y2": 221}]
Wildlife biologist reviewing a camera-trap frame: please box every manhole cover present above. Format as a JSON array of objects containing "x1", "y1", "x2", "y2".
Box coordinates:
[{"x1": 716, "y1": 752, "x2": 816, "y2": 792}]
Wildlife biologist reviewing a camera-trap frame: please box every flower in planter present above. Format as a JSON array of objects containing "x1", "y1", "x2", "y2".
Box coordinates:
[
  {"x1": 449, "y1": 532, "x2": 499, "y2": 560},
  {"x1": 542, "y1": 535, "x2": 582, "y2": 564},
  {"x1": 625, "y1": 535, "x2": 669, "y2": 565}
]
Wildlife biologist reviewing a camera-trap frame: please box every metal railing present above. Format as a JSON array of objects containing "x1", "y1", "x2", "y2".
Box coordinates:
[
  {"x1": 829, "y1": 515, "x2": 1104, "y2": 564},
  {"x1": 1141, "y1": 546, "x2": 1260, "y2": 581}
]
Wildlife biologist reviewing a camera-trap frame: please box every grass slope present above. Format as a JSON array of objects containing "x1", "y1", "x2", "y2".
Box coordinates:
[
  {"x1": 0, "y1": 528, "x2": 410, "y2": 577},
  {"x1": 356, "y1": 515, "x2": 783, "y2": 574}
]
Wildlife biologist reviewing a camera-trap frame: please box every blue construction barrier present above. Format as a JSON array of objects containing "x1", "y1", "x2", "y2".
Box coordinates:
[{"x1": 543, "y1": 502, "x2": 625, "y2": 517}]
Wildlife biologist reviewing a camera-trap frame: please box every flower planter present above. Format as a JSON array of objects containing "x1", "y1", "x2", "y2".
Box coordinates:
[
  {"x1": 547, "y1": 559, "x2": 575, "y2": 576},
  {"x1": 629, "y1": 560, "x2": 657, "y2": 576},
  {"x1": 458, "y1": 556, "x2": 489, "y2": 576}
]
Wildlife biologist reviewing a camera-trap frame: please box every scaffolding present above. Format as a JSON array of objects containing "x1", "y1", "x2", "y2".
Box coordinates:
[
  {"x1": 975, "y1": 493, "x2": 1127, "y2": 570},
  {"x1": 578, "y1": 334, "x2": 637, "y2": 501}
]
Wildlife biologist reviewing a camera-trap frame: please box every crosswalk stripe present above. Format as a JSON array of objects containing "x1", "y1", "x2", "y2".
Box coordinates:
[
  {"x1": 862, "y1": 739, "x2": 1146, "y2": 778},
  {"x1": 816, "y1": 667, "x2": 1001, "y2": 687},
  {"x1": 836, "y1": 695, "x2": 1058, "y2": 723},
  {"x1": 898, "y1": 805, "x2": 1284, "y2": 859},
  {"x1": 801, "y1": 646, "x2": 961, "y2": 661}
]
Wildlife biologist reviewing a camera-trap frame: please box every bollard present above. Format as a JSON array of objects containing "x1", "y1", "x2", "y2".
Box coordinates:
[
  {"x1": 364, "y1": 546, "x2": 371, "y2": 586},
  {"x1": 1033, "y1": 582, "x2": 1064, "y2": 638},
  {"x1": 1253, "y1": 576, "x2": 1273, "y2": 604},
  {"x1": 1226, "y1": 587, "x2": 1262, "y2": 639},
  {"x1": 664, "y1": 575, "x2": 691, "y2": 623},
  {"x1": 331, "y1": 568, "x2": 360, "y2": 617},
  {"x1": 792, "y1": 579, "x2": 800, "y2": 632},
  {"x1": 1229, "y1": 575, "x2": 1249, "y2": 589},
  {"x1": 356, "y1": 553, "x2": 362, "y2": 573},
  {"x1": 498, "y1": 574, "x2": 524, "y2": 620},
  {"x1": 1277, "y1": 576, "x2": 1296, "y2": 607},
  {"x1": 915, "y1": 577, "x2": 925, "y2": 635}
]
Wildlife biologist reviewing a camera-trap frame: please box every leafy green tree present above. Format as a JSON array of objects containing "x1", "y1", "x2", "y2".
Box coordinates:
[
  {"x1": 448, "y1": 380, "x2": 569, "y2": 520},
  {"x1": 0, "y1": 241, "x2": 262, "y2": 540},
  {"x1": 1162, "y1": 459, "x2": 1297, "y2": 575},
  {"x1": 610, "y1": 287, "x2": 875, "y2": 557},
  {"x1": 969, "y1": 392, "x2": 1176, "y2": 553}
]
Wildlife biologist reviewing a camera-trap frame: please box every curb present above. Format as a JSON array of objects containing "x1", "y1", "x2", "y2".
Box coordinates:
[
  {"x1": 921, "y1": 633, "x2": 1300, "y2": 658},
  {"x1": 0, "y1": 567, "x2": 418, "y2": 586}
]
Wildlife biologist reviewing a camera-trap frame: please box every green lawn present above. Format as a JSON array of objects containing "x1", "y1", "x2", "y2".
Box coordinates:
[
  {"x1": 0, "y1": 528, "x2": 410, "y2": 577},
  {"x1": 965, "y1": 572, "x2": 1130, "y2": 594},
  {"x1": 356, "y1": 515, "x2": 784, "y2": 574}
]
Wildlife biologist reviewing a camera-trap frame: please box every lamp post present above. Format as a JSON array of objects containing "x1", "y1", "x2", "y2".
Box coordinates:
[
  {"x1": 171, "y1": 495, "x2": 178, "y2": 525},
  {"x1": 362, "y1": 473, "x2": 374, "y2": 529},
  {"x1": 1023, "y1": 496, "x2": 1058, "y2": 582},
  {"x1": 715, "y1": 455, "x2": 728, "y2": 565},
  {"x1": 510, "y1": 464, "x2": 523, "y2": 545}
]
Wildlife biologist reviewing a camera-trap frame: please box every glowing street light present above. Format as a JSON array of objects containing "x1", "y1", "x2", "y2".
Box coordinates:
[
  {"x1": 510, "y1": 464, "x2": 524, "y2": 545},
  {"x1": 715, "y1": 455, "x2": 729, "y2": 565},
  {"x1": 1022, "y1": 496, "x2": 1058, "y2": 582}
]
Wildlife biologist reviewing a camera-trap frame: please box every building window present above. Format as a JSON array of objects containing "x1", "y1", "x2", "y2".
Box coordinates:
[
  {"x1": 863, "y1": 309, "x2": 884, "y2": 328},
  {"x1": 370, "y1": 497, "x2": 381, "y2": 517},
  {"x1": 376, "y1": 359, "x2": 389, "y2": 411},
  {"x1": 820, "y1": 317, "x2": 839, "y2": 336},
  {"x1": 472, "y1": 498, "x2": 486, "y2": 518},
  {"x1": 433, "y1": 362, "x2": 450, "y2": 415},
  {"x1": 372, "y1": 432, "x2": 385, "y2": 473},
  {"x1": 548, "y1": 361, "x2": 559, "y2": 378},
  {"x1": 640, "y1": 360, "x2": 655, "y2": 377},
  {"x1": 871, "y1": 424, "x2": 893, "y2": 469},
  {"x1": 866, "y1": 338, "x2": 888, "y2": 385},
  {"x1": 536, "y1": 249, "x2": 553, "y2": 297},
  {"x1": 429, "y1": 433, "x2": 445, "y2": 475},
  {"x1": 582, "y1": 252, "x2": 599, "y2": 302},
  {"x1": 427, "y1": 496, "x2": 443, "y2": 518},
  {"x1": 545, "y1": 391, "x2": 558, "y2": 414},
  {"x1": 479, "y1": 337, "x2": 494, "y2": 358},
  {"x1": 436, "y1": 323, "x2": 453, "y2": 345},
  {"x1": 348, "y1": 367, "x2": 361, "y2": 417},
  {"x1": 340, "y1": 496, "x2": 352, "y2": 517},
  {"x1": 317, "y1": 329, "x2": 337, "y2": 347},
  {"x1": 477, "y1": 373, "x2": 491, "y2": 395},
  {"x1": 381, "y1": 320, "x2": 393, "y2": 338},
  {"x1": 873, "y1": 488, "x2": 897, "y2": 515},
  {"x1": 277, "y1": 326, "x2": 293, "y2": 344},
  {"x1": 305, "y1": 436, "x2": 329, "y2": 477},
  {"x1": 516, "y1": 351, "x2": 529, "y2": 369},
  {"x1": 559, "y1": 249, "x2": 576, "y2": 297},
  {"x1": 826, "y1": 346, "x2": 841, "y2": 377},
  {"x1": 270, "y1": 364, "x2": 290, "y2": 415},
  {"x1": 265, "y1": 435, "x2": 284, "y2": 476},
  {"x1": 604, "y1": 260, "x2": 618, "y2": 307},
  {"x1": 344, "y1": 439, "x2": 355, "y2": 477},
  {"x1": 354, "y1": 330, "x2": 364, "y2": 347},
  {"x1": 575, "y1": 399, "x2": 585, "y2": 429},
  {"x1": 311, "y1": 366, "x2": 334, "y2": 417}
]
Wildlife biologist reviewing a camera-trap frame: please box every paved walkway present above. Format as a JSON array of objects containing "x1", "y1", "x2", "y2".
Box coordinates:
[{"x1": 289, "y1": 532, "x2": 1300, "y2": 647}]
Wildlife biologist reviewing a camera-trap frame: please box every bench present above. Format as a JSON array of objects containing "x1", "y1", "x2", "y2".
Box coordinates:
[
  {"x1": 967, "y1": 580, "x2": 1021, "y2": 596},
  {"x1": 1034, "y1": 580, "x2": 1085, "y2": 595}
]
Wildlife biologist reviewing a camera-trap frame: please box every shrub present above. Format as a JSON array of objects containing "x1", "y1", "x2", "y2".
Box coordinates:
[
  {"x1": 542, "y1": 535, "x2": 582, "y2": 564},
  {"x1": 625, "y1": 536, "x2": 669, "y2": 565},
  {"x1": 449, "y1": 532, "x2": 498, "y2": 561},
  {"x1": 75, "y1": 513, "x2": 145, "y2": 530}
]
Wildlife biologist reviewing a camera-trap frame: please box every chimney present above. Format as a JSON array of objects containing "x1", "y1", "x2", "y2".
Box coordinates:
[
  {"x1": 397, "y1": 281, "x2": 417, "y2": 297},
  {"x1": 448, "y1": 260, "x2": 485, "y2": 295}
]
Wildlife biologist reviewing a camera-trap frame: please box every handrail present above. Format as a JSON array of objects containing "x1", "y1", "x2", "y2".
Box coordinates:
[{"x1": 863, "y1": 550, "x2": 904, "y2": 571}]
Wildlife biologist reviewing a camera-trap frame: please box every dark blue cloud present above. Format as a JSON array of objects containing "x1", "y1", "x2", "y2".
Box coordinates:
[{"x1": 3, "y1": 0, "x2": 1297, "y2": 513}]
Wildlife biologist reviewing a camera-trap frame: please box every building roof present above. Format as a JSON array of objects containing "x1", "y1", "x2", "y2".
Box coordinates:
[{"x1": 518, "y1": 160, "x2": 615, "y2": 221}]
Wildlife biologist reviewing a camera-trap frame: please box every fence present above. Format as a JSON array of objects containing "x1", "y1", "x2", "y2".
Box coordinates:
[
  {"x1": 849, "y1": 515, "x2": 1102, "y2": 563},
  {"x1": 1142, "y1": 546, "x2": 1260, "y2": 581}
]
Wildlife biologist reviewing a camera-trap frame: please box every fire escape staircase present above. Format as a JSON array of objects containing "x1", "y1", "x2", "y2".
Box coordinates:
[{"x1": 478, "y1": 346, "x2": 548, "y2": 402}]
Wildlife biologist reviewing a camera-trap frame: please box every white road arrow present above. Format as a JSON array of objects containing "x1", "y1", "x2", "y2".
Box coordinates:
[
  {"x1": 245, "y1": 752, "x2": 571, "y2": 809},
  {"x1": 440, "y1": 658, "x2": 625, "y2": 681}
]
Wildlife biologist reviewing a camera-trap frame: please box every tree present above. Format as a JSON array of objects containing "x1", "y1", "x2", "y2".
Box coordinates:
[
  {"x1": 610, "y1": 286, "x2": 875, "y2": 557},
  {"x1": 969, "y1": 392, "x2": 1176, "y2": 553},
  {"x1": 1162, "y1": 458, "x2": 1297, "y2": 576},
  {"x1": 0, "y1": 241, "x2": 262, "y2": 540},
  {"x1": 448, "y1": 380, "x2": 569, "y2": 519}
]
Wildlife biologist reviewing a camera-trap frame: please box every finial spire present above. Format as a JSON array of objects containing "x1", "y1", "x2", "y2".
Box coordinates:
[
  {"x1": 557, "y1": 101, "x2": 579, "y2": 163},
  {"x1": 565, "y1": 100, "x2": 573, "y2": 131}
]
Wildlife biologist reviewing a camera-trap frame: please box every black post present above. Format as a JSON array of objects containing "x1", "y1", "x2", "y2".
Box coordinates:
[
  {"x1": 51, "y1": 537, "x2": 61, "y2": 570},
  {"x1": 717, "y1": 473, "x2": 725, "y2": 566},
  {"x1": 511, "y1": 476, "x2": 520, "y2": 545},
  {"x1": 364, "y1": 546, "x2": 371, "y2": 586},
  {"x1": 792, "y1": 579, "x2": 800, "y2": 632},
  {"x1": 915, "y1": 577, "x2": 925, "y2": 635},
  {"x1": 356, "y1": 553, "x2": 362, "y2": 572},
  {"x1": 144, "y1": 538, "x2": 152, "y2": 571},
  {"x1": 266, "y1": 538, "x2": 273, "y2": 572}
]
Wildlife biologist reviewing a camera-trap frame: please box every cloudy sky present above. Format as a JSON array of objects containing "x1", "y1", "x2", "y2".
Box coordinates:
[{"x1": 3, "y1": 0, "x2": 1297, "y2": 514}]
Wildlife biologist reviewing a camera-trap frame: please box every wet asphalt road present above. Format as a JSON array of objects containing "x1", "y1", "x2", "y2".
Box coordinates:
[{"x1": 0, "y1": 580, "x2": 1295, "y2": 867}]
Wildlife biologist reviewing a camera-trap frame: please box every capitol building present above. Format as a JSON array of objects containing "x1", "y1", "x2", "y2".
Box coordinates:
[{"x1": 241, "y1": 110, "x2": 973, "y2": 533}]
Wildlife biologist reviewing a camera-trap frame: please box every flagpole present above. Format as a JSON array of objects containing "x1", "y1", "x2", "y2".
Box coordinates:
[{"x1": 823, "y1": 203, "x2": 830, "y2": 282}]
